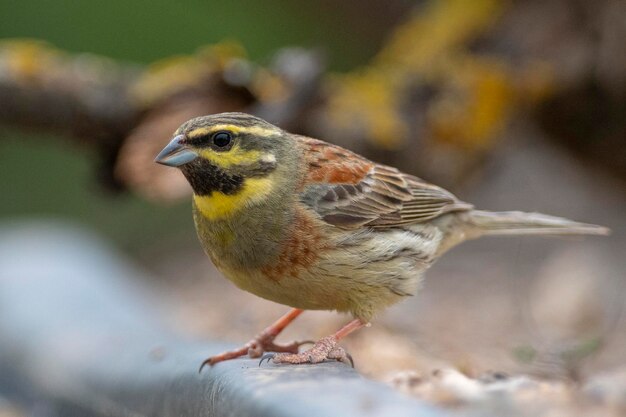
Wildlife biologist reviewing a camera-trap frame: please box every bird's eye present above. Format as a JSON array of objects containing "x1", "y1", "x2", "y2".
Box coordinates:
[{"x1": 212, "y1": 131, "x2": 232, "y2": 148}]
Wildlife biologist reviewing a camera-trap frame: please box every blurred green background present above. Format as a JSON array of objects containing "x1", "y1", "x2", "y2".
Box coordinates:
[{"x1": 0, "y1": 0, "x2": 392, "y2": 251}]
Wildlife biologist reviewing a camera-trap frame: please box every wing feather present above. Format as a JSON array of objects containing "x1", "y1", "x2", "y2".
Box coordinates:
[{"x1": 297, "y1": 136, "x2": 472, "y2": 229}]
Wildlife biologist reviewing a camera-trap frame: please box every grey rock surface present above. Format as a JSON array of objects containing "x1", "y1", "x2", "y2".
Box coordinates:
[{"x1": 0, "y1": 222, "x2": 444, "y2": 417}]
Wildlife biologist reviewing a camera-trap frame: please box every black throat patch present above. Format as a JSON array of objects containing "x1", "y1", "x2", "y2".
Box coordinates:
[{"x1": 181, "y1": 159, "x2": 244, "y2": 196}]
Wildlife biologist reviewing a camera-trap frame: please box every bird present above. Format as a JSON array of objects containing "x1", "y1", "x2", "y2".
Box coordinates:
[{"x1": 154, "y1": 112, "x2": 609, "y2": 370}]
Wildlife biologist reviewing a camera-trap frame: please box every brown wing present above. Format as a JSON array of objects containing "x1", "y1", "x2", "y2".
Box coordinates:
[{"x1": 297, "y1": 136, "x2": 473, "y2": 229}]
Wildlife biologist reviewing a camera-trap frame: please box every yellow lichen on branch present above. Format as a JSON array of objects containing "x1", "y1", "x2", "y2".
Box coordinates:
[
  {"x1": 323, "y1": 0, "x2": 554, "y2": 151},
  {"x1": 130, "y1": 42, "x2": 250, "y2": 108},
  {"x1": 0, "y1": 39, "x2": 60, "y2": 83}
]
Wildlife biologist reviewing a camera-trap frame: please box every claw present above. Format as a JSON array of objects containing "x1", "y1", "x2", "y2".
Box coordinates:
[
  {"x1": 327, "y1": 346, "x2": 354, "y2": 367},
  {"x1": 198, "y1": 358, "x2": 211, "y2": 374},
  {"x1": 259, "y1": 352, "x2": 276, "y2": 367},
  {"x1": 342, "y1": 352, "x2": 355, "y2": 368}
]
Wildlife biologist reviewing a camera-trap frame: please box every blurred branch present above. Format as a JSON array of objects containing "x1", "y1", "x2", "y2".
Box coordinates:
[
  {"x1": 0, "y1": 0, "x2": 624, "y2": 200},
  {"x1": 0, "y1": 40, "x2": 140, "y2": 143}
]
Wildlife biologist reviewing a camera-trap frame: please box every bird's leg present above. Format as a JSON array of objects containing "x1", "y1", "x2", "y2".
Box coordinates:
[
  {"x1": 200, "y1": 308, "x2": 306, "y2": 371},
  {"x1": 260, "y1": 318, "x2": 366, "y2": 366}
]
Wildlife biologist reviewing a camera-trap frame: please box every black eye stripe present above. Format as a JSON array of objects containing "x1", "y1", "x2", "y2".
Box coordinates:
[
  {"x1": 187, "y1": 135, "x2": 210, "y2": 145},
  {"x1": 187, "y1": 130, "x2": 234, "y2": 151}
]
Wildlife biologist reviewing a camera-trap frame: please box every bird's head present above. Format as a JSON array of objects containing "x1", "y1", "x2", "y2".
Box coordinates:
[
  {"x1": 155, "y1": 113, "x2": 296, "y2": 220},
  {"x1": 155, "y1": 113, "x2": 289, "y2": 195}
]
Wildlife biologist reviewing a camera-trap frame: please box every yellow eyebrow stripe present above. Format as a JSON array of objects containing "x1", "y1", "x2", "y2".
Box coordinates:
[
  {"x1": 193, "y1": 176, "x2": 274, "y2": 220},
  {"x1": 187, "y1": 124, "x2": 281, "y2": 138}
]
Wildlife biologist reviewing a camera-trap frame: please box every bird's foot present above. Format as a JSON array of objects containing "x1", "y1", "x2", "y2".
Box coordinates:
[
  {"x1": 259, "y1": 336, "x2": 354, "y2": 367},
  {"x1": 199, "y1": 308, "x2": 306, "y2": 372},
  {"x1": 199, "y1": 332, "x2": 311, "y2": 371}
]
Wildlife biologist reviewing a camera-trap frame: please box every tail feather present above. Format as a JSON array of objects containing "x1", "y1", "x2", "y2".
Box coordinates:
[{"x1": 469, "y1": 210, "x2": 610, "y2": 237}]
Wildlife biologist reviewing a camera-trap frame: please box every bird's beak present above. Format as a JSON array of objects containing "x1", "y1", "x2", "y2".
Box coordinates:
[{"x1": 154, "y1": 135, "x2": 198, "y2": 167}]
